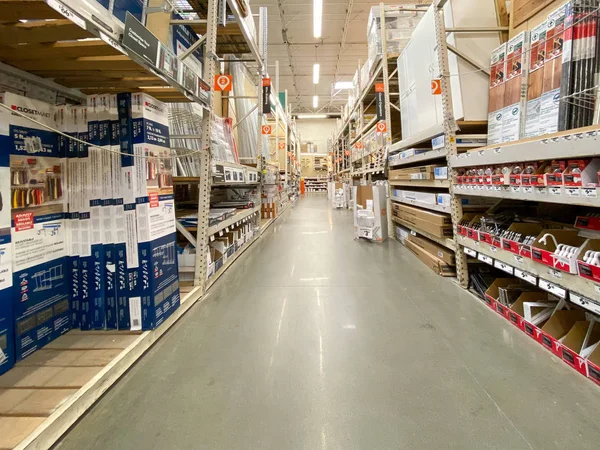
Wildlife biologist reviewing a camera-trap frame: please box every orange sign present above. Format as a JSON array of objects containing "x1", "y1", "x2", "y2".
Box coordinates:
[
  {"x1": 344, "y1": 150, "x2": 350, "y2": 156},
  {"x1": 375, "y1": 83, "x2": 385, "y2": 93},
  {"x1": 355, "y1": 142, "x2": 363, "y2": 149},
  {"x1": 431, "y1": 79, "x2": 442, "y2": 95},
  {"x1": 261, "y1": 125, "x2": 272, "y2": 135},
  {"x1": 376, "y1": 121, "x2": 387, "y2": 133},
  {"x1": 278, "y1": 142, "x2": 286, "y2": 150},
  {"x1": 262, "y1": 77, "x2": 271, "y2": 87},
  {"x1": 214, "y1": 74, "x2": 232, "y2": 91}
]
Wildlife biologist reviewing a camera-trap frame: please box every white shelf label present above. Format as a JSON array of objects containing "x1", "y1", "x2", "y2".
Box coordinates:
[
  {"x1": 100, "y1": 32, "x2": 126, "y2": 53},
  {"x1": 225, "y1": 227, "x2": 230, "y2": 232},
  {"x1": 486, "y1": 185, "x2": 493, "y2": 191},
  {"x1": 474, "y1": 241, "x2": 480, "y2": 247},
  {"x1": 47, "y1": 0, "x2": 87, "y2": 29},
  {"x1": 582, "y1": 188, "x2": 598, "y2": 198},
  {"x1": 464, "y1": 247, "x2": 477, "y2": 257},
  {"x1": 210, "y1": 235, "x2": 215, "y2": 242},
  {"x1": 565, "y1": 187, "x2": 580, "y2": 197},
  {"x1": 570, "y1": 292, "x2": 600, "y2": 315},
  {"x1": 536, "y1": 187, "x2": 548, "y2": 195},
  {"x1": 548, "y1": 268, "x2": 563, "y2": 280},
  {"x1": 514, "y1": 255, "x2": 524, "y2": 265},
  {"x1": 511, "y1": 186, "x2": 521, "y2": 193},
  {"x1": 478, "y1": 253, "x2": 493, "y2": 265},
  {"x1": 219, "y1": 231, "x2": 223, "y2": 236},
  {"x1": 539, "y1": 279, "x2": 567, "y2": 298},
  {"x1": 523, "y1": 187, "x2": 533, "y2": 194},
  {"x1": 549, "y1": 187, "x2": 562, "y2": 196},
  {"x1": 489, "y1": 246, "x2": 497, "y2": 253},
  {"x1": 595, "y1": 285, "x2": 600, "y2": 295},
  {"x1": 494, "y1": 260, "x2": 514, "y2": 275},
  {"x1": 493, "y1": 147, "x2": 502, "y2": 154},
  {"x1": 411, "y1": 230, "x2": 417, "y2": 237},
  {"x1": 515, "y1": 268, "x2": 536, "y2": 285},
  {"x1": 494, "y1": 186, "x2": 502, "y2": 192},
  {"x1": 478, "y1": 185, "x2": 485, "y2": 190}
]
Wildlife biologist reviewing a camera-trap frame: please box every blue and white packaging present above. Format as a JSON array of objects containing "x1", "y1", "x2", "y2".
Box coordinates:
[
  {"x1": 112, "y1": 0, "x2": 144, "y2": 23},
  {"x1": 0, "y1": 100, "x2": 14, "y2": 374},
  {"x1": 1, "y1": 93, "x2": 70, "y2": 360},
  {"x1": 172, "y1": 16, "x2": 204, "y2": 79},
  {"x1": 122, "y1": 93, "x2": 180, "y2": 330}
]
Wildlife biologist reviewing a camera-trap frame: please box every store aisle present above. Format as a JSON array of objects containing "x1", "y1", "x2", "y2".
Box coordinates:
[{"x1": 56, "y1": 196, "x2": 600, "y2": 450}]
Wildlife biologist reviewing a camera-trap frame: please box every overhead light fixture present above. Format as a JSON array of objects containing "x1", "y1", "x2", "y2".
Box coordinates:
[
  {"x1": 296, "y1": 114, "x2": 328, "y2": 119},
  {"x1": 334, "y1": 81, "x2": 354, "y2": 90},
  {"x1": 313, "y1": 0, "x2": 322, "y2": 38},
  {"x1": 313, "y1": 63, "x2": 320, "y2": 84},
  {"x1": 313, "y1": 95, "x2": 319, "y2": 108}
]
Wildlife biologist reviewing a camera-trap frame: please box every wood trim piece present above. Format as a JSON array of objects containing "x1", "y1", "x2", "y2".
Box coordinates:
[{"x1": 512, "y1": 0, "x2": 556, "y2": 28}]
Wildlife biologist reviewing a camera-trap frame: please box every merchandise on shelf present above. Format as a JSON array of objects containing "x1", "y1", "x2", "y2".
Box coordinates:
[
  {"x1": 211, "y1": 116, "x2": 239, "y2": 163},
  {"x1": 488, "y1": 43, "x2": 507, "y2": 145},
  {"x1": 404, "y1": 233, "x2": 455, "y2": 277},
  {"x1": 354, "y1": 185, "x2": 388, "y2": 241},
  {"x1": 391, "y1": 203, "x2": 452, "y2": 239},
  {"x1": 0, "y1": 110, "x2": 12, "y2": 375},
  {"x1": 502, "y1": 32, "x2": 530, "y2": 143},
  {"x1": 1, "y1": 92, "x2": 70, "y2": 361},
  {"x1": 525, "y1": 21, "x2": 547, "y2": 138}
]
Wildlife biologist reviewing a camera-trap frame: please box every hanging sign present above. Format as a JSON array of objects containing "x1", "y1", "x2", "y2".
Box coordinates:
[
  {"x1": 214, "y1": 74, "x2": 232, "y2": 91},
  {"x1": 375, "y1": 83, "x2": 385, "y2": 121},
  {"x1": 355, "y1": 142, "x2": 363, "y2": 149},
  {"x1": 262, "y1": 77, "x2": 272, "y2": 114},
  {"x1": 122, "y1": 13, "x2": 160, "y2": 65},
  {"x1": 261, "y1": 125, "x2": 272, "y2": 135},
  {"x1": 431, "y1": 79, "x2": 442, "y2": 95},
  {"x1": 287, "y1": 151, "x2": 292, "y2": 157},
  {"x1": 376, "y1": 121, "x2": 387, "y2": 133},
  {"x1": 344, "y1": 150, "x2": 350, "y2": 156},
  {"x1": 278, "y1": 142, "x2": 286, "y2": 150}
]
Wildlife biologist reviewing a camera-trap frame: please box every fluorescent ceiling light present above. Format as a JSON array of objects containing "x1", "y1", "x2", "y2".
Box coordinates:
[
  {"x1": 334, "y1": 81, "x2": 354, "y2": 90},
  {"x1": 313, "y1": 95, "x2": 319, "y2": 108},
  {"x1": 313, "y1": 0, "x2": 322, "y2": 38},
  {"x1": 313, "y1": 63, "x2": 320, "y2": 84},
  {"x1": 296, "y1": 114, "x2": 327, "y2": 119}
]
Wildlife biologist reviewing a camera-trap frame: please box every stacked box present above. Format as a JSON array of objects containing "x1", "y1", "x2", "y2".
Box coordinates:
[
  {"x1": 488, "y1": 43, "x2": 507, "y2": 145},
  {"x1": 0, "y1": 105, "x2": 14, "y2": 375},
  {"x1": 112, "y1": 0, "x2": 144, "y2": 23},
  {"x1": 525, "y1": 22, "x2": 548, "y2": 137},
  {"x1": 1, "y1": 93, "x2": 70, "y2": 360},
  {"x1": 502, "y1": 31, "x2": 530, "y2": 143},
  {"x1": 118, "y1": 93, "x2": 180, "y2": 331}
]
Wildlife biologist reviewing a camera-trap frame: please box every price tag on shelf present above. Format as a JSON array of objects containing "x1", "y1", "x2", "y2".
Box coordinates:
[
  {"x1": 569, "y1": 292, "x2": 600, "y2": 315},
  {"x1": 47, "y1": 0, "x2": 87, "y2": 30},
  {"x1": 511, "y1": 186, "x2": 521, "y2": 193},
  {"x1": 478, "y1": 253, "x2": 493, "y2": 265},
  {"x1": 474, "y1": 241, "x2": 480, "y2": 247},
  {"x1": 478, "y1": 149, "x2": 485, "y2": 156},
  {"x1": 464, "y1": 247, "x2": 477, "y2": 257},
  {"x1": 514, "y1": 255, "x2": 524, "y2": 265},
  {"x1": 523, "y1": 187, "x2": 533, "y2": 194},
  {"x1": 548, "y1": 268, "x2": 562, "y2": 280},
  {"x1": 565, "y1": 187, "x2": 580, "y2": 197},
  {"x1": 595, "y1": 285, "x2": 600, "y2": 295},
  {"x1": 411, "y1": 230, "x2": 417, "y2": 237},
  {"x1": 489, "y1": 246, "x2": 497, "y2": 252},
  {"x1": 494, "y1": 185, "x2": 502, "y2": 192},
  {"x1": 515, "y1": 268, "x2": 536, "y2": 285},
  {"x1": 225, "y1": 227, "x2": 230, "y2": 232},
  {"x1": 210, "y1": 235, "x2": 215, "y2": 242},
  {"x1": 493, "y1": 147, "x2": 502, "y2": 154},
  {"x1": 549, "y1": 187, "x2": 562, "y2": 196},
  {"x1": 582, "y1": 188, "x2": 598, "y2": 198},
  {"x1": 478, "y1": 185, "x2": 485, "y2": 190},
  {"x1": 494, "y1": 260, "x2": 514, "y2": 275},
  {"x1": 219, "y1": 231, "x2": 223, "y2": 236},
  {"x1": 539, "y1": 279, "x2": 567, "y2": 298},
  {"x1": 100, "y1": 32, "x2": 127, "y2": 54},
  {"x1": 486, "y1": 185, "x2": 493, "y2": 191}
]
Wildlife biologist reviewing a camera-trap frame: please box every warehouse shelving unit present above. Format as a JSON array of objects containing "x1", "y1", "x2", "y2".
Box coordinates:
[{"x1": 0, "y1": 1, "x2": 296, "y2": 448}]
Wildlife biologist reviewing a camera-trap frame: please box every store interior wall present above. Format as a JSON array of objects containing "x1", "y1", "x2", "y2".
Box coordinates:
[{"x1": 296, "y1": 119, "x2": 337, "y2": 154}]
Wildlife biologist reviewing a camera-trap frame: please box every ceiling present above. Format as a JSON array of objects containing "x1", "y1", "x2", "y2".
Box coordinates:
[{"x1": 256, "y1": 0, "x2": 430, "y2": 113}]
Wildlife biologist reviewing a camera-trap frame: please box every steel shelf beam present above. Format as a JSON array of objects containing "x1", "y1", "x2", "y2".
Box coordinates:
[
  {"x1": 455, "y1": 185, "x2": 600, "y2": 207},
  {"x1": 391, "y1": 196, "x2": 451, "y2": 214},
  {"x1": 389, "y1": 149, "x2": 448, "y2": 167}
]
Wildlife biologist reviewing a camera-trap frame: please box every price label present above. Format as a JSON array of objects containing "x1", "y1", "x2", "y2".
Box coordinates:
[
  {"x1": 549, "y1": 187, "x2": 562, "y2": 196},
  {"x1": 486, "y1": 185, "x2": 493, "y2": 191},
  {"x1": 494, "y1": 186, "x2": 502, "y2": 192},
  {"x1": 536, "y1": 187, "x2": 547, "y2": 195},
  {"x1": 511, "y1": 186, "x2": 521, "y2": 193},
  {"x1": 478, "y1": 149, "x2": 485, "y2": 156},
  {"x1": 596, "y1": 285, "x2": 600, "y2": 295},
  {"x1": 47, "y1": 0, "x2": 87, "y2": 29},
  {"x1": 514, "y1": 255, "x2": 524, "y2": 265},
  {"x1": 478, "y1": 253, "x2": 493, "y2": 265},
  {"x1": 548, "y1": 268, "x2": 562, "y2": 280},
  {"x1": 474, "y1": 241, "x2": 480, "y2": 247},
  {"x1": 565, "y1": 187, "x2": 580, "y2": 197},
  {"x1": 478, "y1": 185, "x2": 485, "y2": 190},
  {"x1": 523, "y1": 187, "x2": 533, "y2": 194},
  {"x1": 539, "y1": 279, "x2": 567, "y2": 298},
  {"x1": 464, "y1": 247, "x2": 477, "y2": 257},
  {"x1": 411, "y1": 231, "x2": 417, "y2": 237},
  {"x1": 100, "y1": 32, "x2": 127, "y2": 53},
  {"x1": 225, "y1": 227, "x2": 230, "y2": 232},
  {"x1": 582, "y1": 188, "x2": 598, "y2": 198},
  {"x1": 493, "y1": 147, "x2": 502, "y2": 154},
  {"x1": 515, "y1": 268, "x2": 536, "y2": 285},
  {"x1": 219, "y1": 231, "x2": 223, "y2": 236},
  {"x1": 489, "y1": 246, "x2": 497, "y2": 252},
  {"x1": 494, "y1": 260, "x2": 514, "y2": 275},
  {"x1": 210, "y1": 235, "x2": 215, "y2": 242},
  {"x1": 569, "y1": 292, "x2": 600, "y2": 315}
]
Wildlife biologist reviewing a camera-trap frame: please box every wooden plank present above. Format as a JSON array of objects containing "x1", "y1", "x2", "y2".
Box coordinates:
[
  {"x1": 512, "y1": 0, "x2": 556, "y2": 28},
  {"x1": 31, "y1": 70, "x2": 152, "y2": 79},
  {"x1": 16, "y1": 349, "x2": 122, "y2": 368},
  {"x1": 13, "y1": 55, "x2": 141, "y2": 72},
  {"x1": 54, "y1": 77, "x2": 167, "y2": 89},
  {"x1": 0, "y1": 417, "x2": 46, "y2": 449},
  {"x1": 0, "y1": 389, "x2": 77, "y2": 416},
  {"x1": 44, "y1": 334, "x2": 138, "y2": 350},
  {"x1": 0, "y1": 41, "x2": 120, "y2": 61},
  {"x1": 191, "y1": 22, "x2": 243, "y2": 36},
  {"x1": 0, "y1": 0, "x2": 59, "y2": 22},
  {"x1": 0, "y1": 367, "x2": 101, "y2": 389},
  {"x1": 0, "y1": 20, "x2": 91, "y2": 45}
]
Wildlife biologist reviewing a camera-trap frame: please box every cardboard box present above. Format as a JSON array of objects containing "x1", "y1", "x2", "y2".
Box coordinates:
[
  {"x1": 525, "y1": 21, "x2": 547, "y2": 137},
  {"x1": 484, "y1": 278, "x2": 519, "y2": 311},
  {"x1": 509, "y1": 291, "x2": 550, "y2": 331},
  {"x1": 393, "y1": 203, "x2": 451, "y2": 227},
  {"x1": 539, "y1": 309, "x2": 585, "y2": 356},
  {"x1": 488, "y1": 43, "x2": 507, "y2": 145},
  {"x1": 502, "y1": 31, "x2": 530, "y2": 143},
  {"x1": 561, "y1": 321, "x2": 600, "y2": 375},
  {"x1": 405, "y1": 239, "x2": 455, "y2": 277},
  {"x1": 2, "y1": 93, "x2": 70, "y2": 360},
  {"x1": 587, "y1": 342, "x2": 600, "y2": 385},
  {"x1": 501, "y1": 223, "x2": 543, "y2": 258},
  {"x1": 531, "y1": 229, "x2": 586, "y2": 273},
  {"x1": 577, "y1": 239, "x2": 600, "y2": 283},
  {"x1": 353, "y1": 185, "x2": 388, "y2": 242},
  {"x1": 393, "y1": 214, "x2": 453, "y2": 239},
  {"x1": 407, "y1": 234, "x2": 455, "y2": 266}
]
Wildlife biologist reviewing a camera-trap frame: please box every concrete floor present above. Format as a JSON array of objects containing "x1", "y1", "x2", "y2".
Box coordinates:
[{"x1": 56, "y1": 196, "x2": 600, "y2": 450}]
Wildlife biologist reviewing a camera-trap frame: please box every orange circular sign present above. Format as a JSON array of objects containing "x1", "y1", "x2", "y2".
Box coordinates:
[{"x1": 376, "y1": 121, "x2": 387, "y2": 133}]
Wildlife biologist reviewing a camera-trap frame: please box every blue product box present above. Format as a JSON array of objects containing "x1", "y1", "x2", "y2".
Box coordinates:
[
  {"x1": 2, "y1": 93, "x2": 70, "y2": 360},
  {"x1": 112, "y1": 0, "x2": 144, "y2": 23}
]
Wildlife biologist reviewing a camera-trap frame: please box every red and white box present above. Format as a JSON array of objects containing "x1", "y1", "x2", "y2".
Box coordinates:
[
  {"x1": 576, "y1": 239, "x2": 600, "y2": 283},
  {"x1": 531, "y1": 230, "x2": 586, "y2": 273},
  {"x1": 544, "y1": 160, "x2": 566, "y2": 186},
  {"x1": 563, "y1": 159, "x2": 600, "y2": 187},
  {"x1": 537, "y1": 309, "x2": 585, "y2": 357},
  {"x1": 501, "y1": 223, "x2": 542, "y2": 256}
]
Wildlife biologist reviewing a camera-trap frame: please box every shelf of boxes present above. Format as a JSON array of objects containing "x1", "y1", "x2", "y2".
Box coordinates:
[
  {"x1": 391, "y1": 217, "x2": 456, "y2": 251},
  {"x1": 389, "y1": 179, "x2": 450, "y2": 188},
  {"x1": 391, "y1": 196, "x2": 451, "y2": 214}
]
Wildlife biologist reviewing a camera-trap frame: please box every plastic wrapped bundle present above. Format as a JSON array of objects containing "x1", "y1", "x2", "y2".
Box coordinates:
[
  {"x1": 168, "y1": 102, "x2": 203, "y2": 176},
  {"x1": 231, "y1": 56, "x2": 258, "y2": 160},
  {"x1": 210, "y1": 116, "x2": 238, "y2": 163}
]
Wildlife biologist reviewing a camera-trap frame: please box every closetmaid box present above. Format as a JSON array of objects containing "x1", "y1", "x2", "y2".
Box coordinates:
[
  {"x1": 1, "y1": 93, "x2": 70, "y2": 360},
  {"x1": 0, "y1": 135, "x2": 13, "y2": 374},
  {"x1": 353, "y1": 185, "x2": 388, "y2": 242}
]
